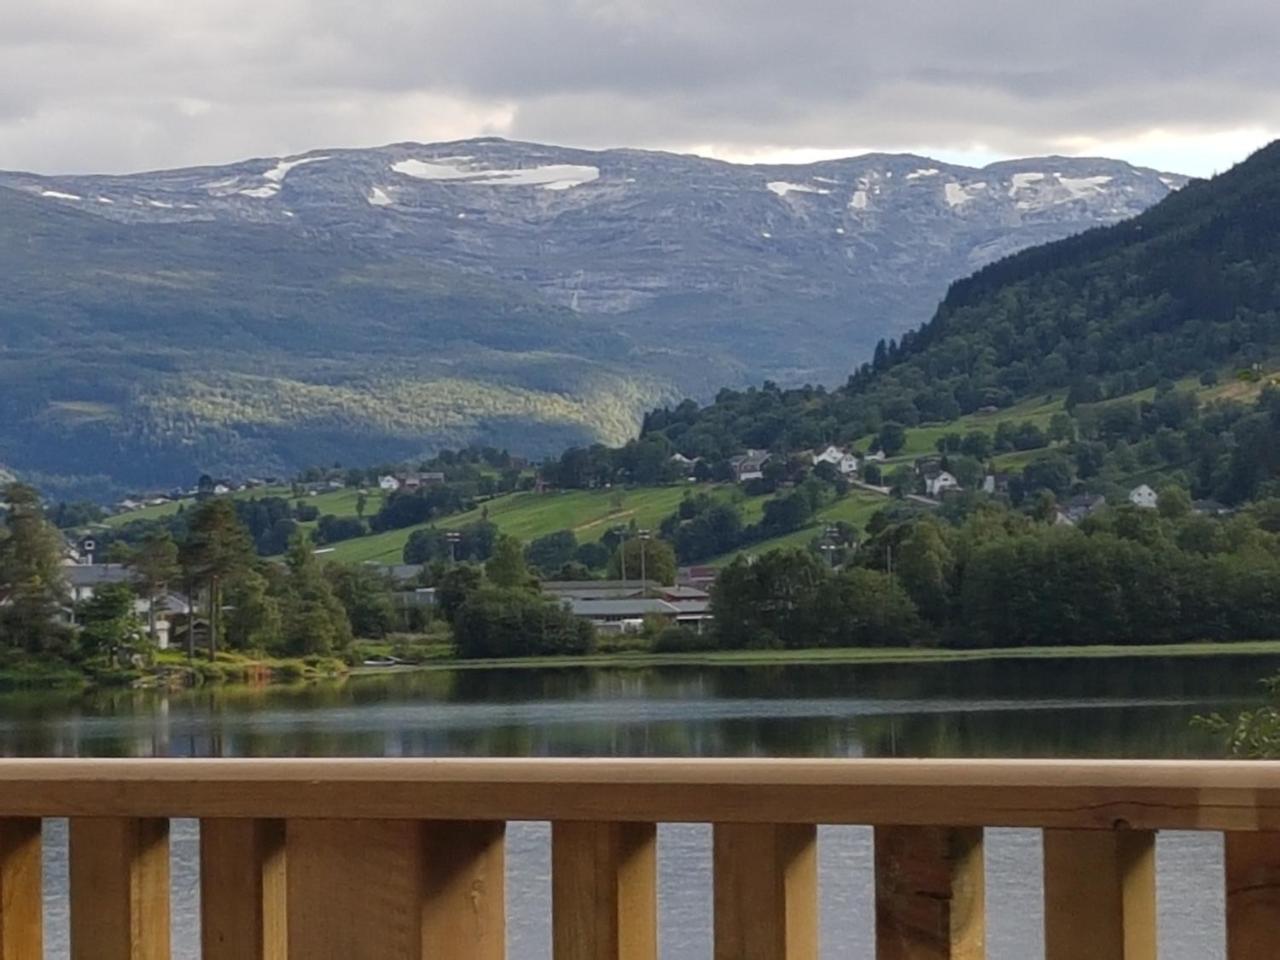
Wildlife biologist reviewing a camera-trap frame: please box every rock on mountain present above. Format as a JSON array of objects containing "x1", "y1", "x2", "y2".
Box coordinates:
[{"x1": 0, "y1": 139, "x2": 1185, "y2": 495}]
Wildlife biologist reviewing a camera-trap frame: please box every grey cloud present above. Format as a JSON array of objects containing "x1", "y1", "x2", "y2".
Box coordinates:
[{"x1": 1, "y1": 0, "x2": 1278, "y2": 174}]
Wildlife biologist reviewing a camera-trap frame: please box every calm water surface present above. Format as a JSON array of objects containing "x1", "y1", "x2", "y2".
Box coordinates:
[{"x1": 5, "y1": 653, "x2": 1271, "y2": 959}]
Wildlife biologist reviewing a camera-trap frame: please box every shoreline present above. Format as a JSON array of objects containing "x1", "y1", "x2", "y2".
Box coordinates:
[{"x1": 349, "y1": 639, "x2": 1280, "y2": 676}]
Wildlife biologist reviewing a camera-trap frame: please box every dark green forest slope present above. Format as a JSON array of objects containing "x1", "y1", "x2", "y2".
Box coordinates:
[{"x1": 644, "y1": 141, "x2": 1280, "y2": 460}]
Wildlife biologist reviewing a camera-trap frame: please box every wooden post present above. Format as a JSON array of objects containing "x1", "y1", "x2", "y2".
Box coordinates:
[
  {"x1": 1043, "y1": 829, "x2": 1156, "y2": 960},
  {"x1": 0, "y1": 819, "x2": 41, "y2": 959},
  {"x1": 552, "y1": 821, "x2": 657, "y2": 960},
  {"x1": 1226, "y1": 831, "x2": 1280, "y2": 959},
  {"x1": 713, "y1": 823, "x2": 818, "y2": 960},
  {"x1": 201, "y1": 819, "x2": 286, "y2": 960},
  {"x1": 69, "y1": 817, "x2": 170, "y2": 960},
  {"x1": 875, "y1": 826, "x2": 984, "y2": 960},
  {"x1": 287, "y1": 819, "x2": 504, "y2": 960}
]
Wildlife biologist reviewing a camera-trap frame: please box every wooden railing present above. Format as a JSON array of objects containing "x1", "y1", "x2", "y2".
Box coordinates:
[{"x1": 0, "y1": 758, "x2": 1278, "y2": 959}]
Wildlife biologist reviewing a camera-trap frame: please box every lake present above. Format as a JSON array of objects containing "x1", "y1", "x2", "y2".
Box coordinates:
[{"x1": 5, "y1": 652, "x2": 1274, "y2": 959}]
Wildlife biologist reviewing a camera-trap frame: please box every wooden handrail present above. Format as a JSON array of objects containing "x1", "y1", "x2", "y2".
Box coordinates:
[
  {"x1": 0, "y1": 758, "x2": 1276, "y2": 830},
  {"x1": 0, "y1": 760, "x2": 1278, "y2": 958}
]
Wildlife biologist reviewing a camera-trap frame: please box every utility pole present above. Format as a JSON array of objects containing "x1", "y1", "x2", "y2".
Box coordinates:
[
  {"x1": 638, "y1": 529, "x2": 651, "y2": 595},
  {"x1": 446, "y1": 530, "x2": 462, "y2": 564}
]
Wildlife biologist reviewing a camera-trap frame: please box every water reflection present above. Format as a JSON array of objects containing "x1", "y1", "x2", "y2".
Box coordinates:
[{"x1": 0, "y1": 653, "x2": 1271, "y2": 760}]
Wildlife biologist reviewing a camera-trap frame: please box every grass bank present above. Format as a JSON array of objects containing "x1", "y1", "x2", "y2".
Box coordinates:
[{"x1": 349, "y1": 639, "x2": 1280, "y2": 675}]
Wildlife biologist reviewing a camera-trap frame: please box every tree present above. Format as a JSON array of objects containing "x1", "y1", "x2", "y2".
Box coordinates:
[
  {"x1": 280, "y1": 534, "x2": 352, "y2": 655},
  {"x1": 878, "y1": 422, "x2": 908, "y2": 457},
  {"x1": 130, "y1": 532, "x2": 179, "y2": 645},
  {"x1": 1158, "y1": 486, "x2": 1193, "y2": 520},
  {"x1": 609, "y1": 539, "x2": 677, "y2": 586},
  {"x1": 0, "y1": 484, "x2": 71, "y2": 654},
  {"x1": 453, "y1": 586, "x2": 594, "y2": 659},
  {"x1": 526, "y1": 530, "x2": 579, "y2": 573},
  {"x1": 485, "y1": 535, "x2": 529, "y2": 588},
  {"x1": 328, "y1": 566, "x2": 395, "y2": 639},
  {"x1": 79, "y1": 582, "x2": 144, "y2": 665},
  {"x1": 895, "y1": 521, "x2": 955, "y2": 623},
  {"x1": 179, "y1": 499, "x2": 255, "y2": 659}
]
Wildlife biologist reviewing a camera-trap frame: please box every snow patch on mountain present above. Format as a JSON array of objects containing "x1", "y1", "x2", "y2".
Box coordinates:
[
  {"x1": 263, "y1": 156, "x2": 330, "y2": 183},
  {"x1": 392, "y1": 159, "x2": 600, "y2": 190},
  {"x1": 767, "y1": 181, "x2": 830, "y2": 197},
  {"x1": 906, "y1": 168, "x2": 941, "y2": 180},
  {"x1": 367, "y1": 187, "x2": 394, "y2": 207},
  {"x1": 41, "y1": 190, "x2": 81, "y2": 201},
  {"x1": 1057, "y1": 175, "x2": 1113, "y2": 199}
]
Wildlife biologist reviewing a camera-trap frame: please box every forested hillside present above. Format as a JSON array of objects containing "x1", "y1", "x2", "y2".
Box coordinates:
[{"x1": 643, "y1": 140, "x2": 1280, "y2": 460}]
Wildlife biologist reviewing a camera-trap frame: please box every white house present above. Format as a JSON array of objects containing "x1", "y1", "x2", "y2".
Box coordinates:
[
  {"x1": 813, "y1": 446, "x2": 859, "y2": 476},
  {"x1": 1129, "y1": 484, "x2": 1160, "y2": 510},
  {"x1": 863, "y1": 450, "x2": 887, "y2": 464},
  {"x1": 729, "y1": 450, "x2": 771, "y2": 483},
  {"x1": 925, "y1": 471, "x2": 961, "y2": 498},
  {"x1": 378, "y1": 475, "x2": 401, "y2": 493}
]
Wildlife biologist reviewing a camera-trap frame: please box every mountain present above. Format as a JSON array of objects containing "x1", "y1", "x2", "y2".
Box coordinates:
[
  {"x1": 0, "y1": 138, "x2": 1184, "y2": 496},
  {"x1": 641, "y1": 141, "x2": 1280, "y2": 462}
]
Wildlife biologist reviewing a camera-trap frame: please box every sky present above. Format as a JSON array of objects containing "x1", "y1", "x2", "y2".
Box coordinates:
[{"x1": 1, "y1": 1, "x2": 1277, "y2": 177}]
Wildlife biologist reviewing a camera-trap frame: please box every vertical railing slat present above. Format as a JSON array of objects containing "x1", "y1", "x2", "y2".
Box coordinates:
[
  {"x1": 420, "y1": 820, "x2": 506, "y2": 960},
  {"x1": 552, "y1": 821, "x2": 657, "y2": 960},
  {"x1": 0, "y1": 819, "x2": 42, "y2": 959},
  {"x1": 69, "y1": 817, "x2": 170, "y2": 960},
  {"x1": 1043, "y1": 829, "x2": 1156, "y2": 960},
  {"x1": 875, "y1": 825, "x2": 985, "y2": 960},
  {"x1": 713, "y1": 823, "x2": 818, "y2": 960},
  {"x1": 1226, "y1": 831, "x2": 1280, "y2": 959},
  {"x1": 287, "y1": 819, "x2": 505, "y2": 960},
  {"x1": 200, "y1": 819, "x2": 286, "y2": 960}
]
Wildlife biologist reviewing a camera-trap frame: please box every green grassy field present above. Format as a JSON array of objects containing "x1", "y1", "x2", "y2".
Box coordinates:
[
  {"x1": 323, "y1": 485, "x2": 741, "y2": 564},
  {"x1": 102, "y1": 484, "x2": 298, "y2": 527},
  {"x1": 707, "y1": 490, "x2": 889, "y2": 566},
  {"x1": 886, "y1": 393, "x2": 1066, "y2": 462}
]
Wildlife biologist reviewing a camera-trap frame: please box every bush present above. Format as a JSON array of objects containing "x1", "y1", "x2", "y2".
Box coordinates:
[
  {"x1": 453, "y1": 587, "x2": 595, "y2": 659},
  {"x1": 653, "y1": 625, "x2": 717, "y2": 653}
]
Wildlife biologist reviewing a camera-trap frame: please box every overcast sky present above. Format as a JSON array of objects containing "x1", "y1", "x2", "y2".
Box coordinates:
[{"x1": 2, "y1": 0, "x2": 1277, "y2": 177}]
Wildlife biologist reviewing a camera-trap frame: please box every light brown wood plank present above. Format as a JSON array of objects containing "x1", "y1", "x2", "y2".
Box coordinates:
[
  {"x1": 421, "y1": 820, "x2": 505, "y2": 960},
  {"x1": 1044, "y1": 829, "x2": 1155, "y2": 960},
  {"x1": 0, "y1": 819, "x2": 41, "y2": 959},
  {"x1": 287, "y1": 819, "x2": 504, "y2": 960},
  {"x1": 200, "y1": 819, "x2": 285, "y2": 960},
  {"x1": 553, "y1": 821, "x2": 656, "y2": 960},
  {"x1": 713, "y1": 823, "x2": 817, "y2": 960},
  {"x1": 287, "y1": 819, "x2": 426, "y2": 960},
  {"x1": 1226, "y1": 831, "x2": 1280, "y2": 959},
  {"x1": 69, "y1": 817, "x2": 170, "y2": 960},
  {"x1": 875, "y1": 826, "x2": 984, "y2": 960},
  {"x1": 0, "y1": 758, "x2": 1279, "y2": 830}
]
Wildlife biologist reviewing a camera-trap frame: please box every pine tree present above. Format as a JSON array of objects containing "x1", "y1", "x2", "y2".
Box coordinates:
[
  {"x1": 0, "y1": 483, "x2": 70, "y2": 653},
  {"x1": 179, "y1": 499, "x2": 254, "y2": 659}
]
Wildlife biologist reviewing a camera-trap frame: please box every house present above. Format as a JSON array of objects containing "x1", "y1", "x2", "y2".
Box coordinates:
[
  {"x1": 1062, "y1": 494, "x2": 1107, "y2": 525},
  {"x1": 679, "y1": 566, "x2": 719, "y2": 591},
  {"x1": 982, "y1": 474, "x2": 1012, "y2": 495},
  {"x1": 399, "y1": 472, "x2": 446, "y2": 491},
  {"x1": 812, "y1": 446, "x2": 859, "y2": 476},
  {"x1": 63, "y1": 564, "x2": 189, "y2": 649},
  {"x1": 729, "y1": 450, "x2": 771, "y2": 483},
  {"x1": 1129, "y1": 485, "x2": 1160, "y2": 510},
  {"x1": 863, "y1": 450, "x2": 887, "y2": 464},
  {"x1": 363, "y1": 563, "x2": 426, "y2": 584},
  {"x1": 562, "y1": 597, "x2": 712, "y2": 634},
  {"x1": 1192, "y1": 500, "x2": 1231, "y2": 516},
  {"x1": 378, "y1": 475, "x2": 401, "y2": 493},
  {"x1": 542, "y1": 580, "x2": 663, "y2": 602},
  {"x1": 924, "y1": 471, "x2": 960, "y2": 498},
  {"x1": 670, "y1": 453, "x2": 700, "y2": 467}
]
